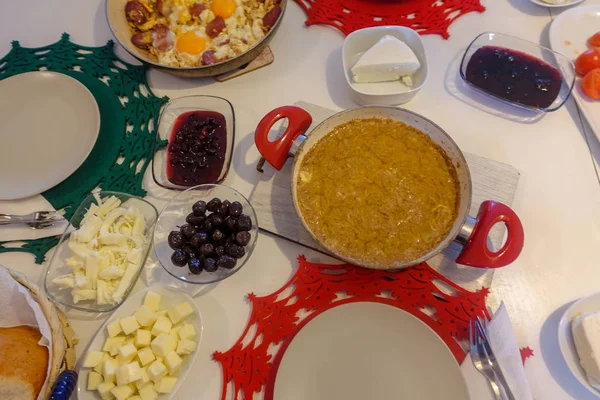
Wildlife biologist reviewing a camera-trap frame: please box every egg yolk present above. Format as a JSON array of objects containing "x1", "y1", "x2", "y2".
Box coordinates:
[
  {"x1": 211, "y1": 0, "x2": 236, "y2": 19},
  {"x1": 176, "y1": 31, "x2": 207, "y2": 55}
]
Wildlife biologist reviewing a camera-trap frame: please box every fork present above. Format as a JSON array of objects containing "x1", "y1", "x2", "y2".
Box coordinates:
[
  {"x1": 470, "y1": 319, "x2": 505, "y2": 400},
  {"x1": 0, "y1": 211, "x2": 64, "y2": 229}
]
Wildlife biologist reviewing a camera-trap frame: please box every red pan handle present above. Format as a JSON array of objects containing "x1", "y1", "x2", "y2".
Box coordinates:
[
  {"x1": 456, "y1": 200, "x2": 524, "y2": 268},
  {"x1": 254, "y1": 106, "x2": 313, "y2": 170}
]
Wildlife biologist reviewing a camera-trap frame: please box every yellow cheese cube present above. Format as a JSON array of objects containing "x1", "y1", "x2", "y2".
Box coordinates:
[
  {"x1": 129, "y1": 396, "x2": 142, "y2": 400},
  {"x1": 156, "y1": 376, "x2": 178, "y2": 393},
  {"x1": 135, "y1": 305, "x2": 158, "y2": 327},
  {"x1": 135, "y1": 329, "x2": 152, "y2": 348},
  {"x1": 94, "y1": 354, "x2": 111, "y2": 374},
  {"x1": 97, "y1": 381, "x2": 116, "y2": 399},
  {"x1": 176, "y1": 339, "x2": 197, "y2": 355},
  {"x1": 107, "y1": 319, "x2": 122, "y2": 337},
  {"x1": 135, "y1": 367, "x2": 151, "y2": 390},
  {"x1": 178, "y1": 323, "x2": 196, "y2": 340},
  {"x1": 103, "y1": 336, "x2": 125, "y2": 356},
  {"x1": 116, "y1": 361, "x2": 143, "y2": 386},
  {"x1": 151, "y1": 334, "x2": 177, "y2": 358},
  {"x1": 117, "y1": 343, "x2": 137, "y2": 365},
  {"x1": 167, "y1": 302, "x2": 194, "y2": 325},
  {"x1": 138, "y1": 383, "x2": 158, "y2": 400},
  {"x1": 169, "y1": 324, "x2": 182, "y2": 340},
  {"x1": 144, "y1": 291, "x2": 161, "y2": 312},
  {"x1": 137, "y1": 346, "x2": 156, "y2": 366},
  {"x1": 147, "y1": 360, "x2": 168, "y2": 383},
  {"x1": 103, "y1": 358, "x2": 120, "y2": 383},
  {"x1": 155, "y1": 310, "x2": 167, "y2": 318},
  {"x1": 83, "y1": 351, "x2": 104, "y2": 368},
  {"x1": 110, "y1": 385, "x2": 134, "y2": 400},
  {"x1": 150, "y1": 316, "x2": 172, "y2": 337},
  {"x1": 165, "y1": 351, "x2": 183, "y2": 374},
  {"x1": 88, "y1": 371, "x2": 103, "y2": 390},
  {"x1": 120, "y1": 315, "x2": 140, "y2": 335}
]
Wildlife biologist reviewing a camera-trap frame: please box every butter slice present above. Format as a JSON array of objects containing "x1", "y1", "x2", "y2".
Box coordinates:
[
  {"x1": 572, "y1": 312, "x2": 600, "y2": 390},
  {"x1": 351, "y1": 35, "x2": 420, "y2": 84}
]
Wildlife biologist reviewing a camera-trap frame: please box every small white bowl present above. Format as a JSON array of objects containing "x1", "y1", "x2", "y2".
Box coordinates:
[
  {"x1": 530, "y1": 0, "x2": 585, "y2": 8},
  {"x1": 342, "y1": 26, "x2": 428, "y2": 105}
]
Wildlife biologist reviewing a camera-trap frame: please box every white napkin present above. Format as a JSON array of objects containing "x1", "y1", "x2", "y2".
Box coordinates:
[
  {"x1": 0, "y1": 195, "x2": 68, "y2": 241},
  {"x1": 488, "y1": 302, "x2": 533, "y2": 400},
  {"x1": 0, "y1": 267, "x2": 53, "y2": 400}
]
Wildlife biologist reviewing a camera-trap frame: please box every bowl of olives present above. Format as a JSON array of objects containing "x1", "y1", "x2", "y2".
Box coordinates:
[{"x1": 153, "y1": 184, "x2": 258, "y2": 284}]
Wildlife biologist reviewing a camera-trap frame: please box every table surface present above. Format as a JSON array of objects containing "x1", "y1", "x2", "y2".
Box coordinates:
[{"x1": 2, "y1": 0, "x2": 600, "y2": 399}]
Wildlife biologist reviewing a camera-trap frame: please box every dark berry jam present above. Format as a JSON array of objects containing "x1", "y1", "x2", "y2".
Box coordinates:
[
  {"x1": 166, "y1": 111, "x2": 227, "y2": 186},
  {"x1": 465, "y1": 46, "x2": 562, "y2": 109}
]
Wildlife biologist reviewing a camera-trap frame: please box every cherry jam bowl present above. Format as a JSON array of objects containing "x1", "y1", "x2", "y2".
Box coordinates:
[
  {"x1": 153, "y1": 184, "x2": 258, "y2": 285},
  {"x1": 152, "y1": 96, "x2": 235, "y2": 190},
  {"x1": 460, "y1": 32, "x2": 576, "y2": 112}
]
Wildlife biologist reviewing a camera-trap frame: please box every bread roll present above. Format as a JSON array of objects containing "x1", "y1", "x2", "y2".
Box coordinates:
[{"x1": 0, "y1": 326, "x2": 49, "y2": 400}]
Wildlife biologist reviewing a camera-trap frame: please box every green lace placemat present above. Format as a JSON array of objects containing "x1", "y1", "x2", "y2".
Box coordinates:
[{"x1": 0, "y1": 33, "x2": 169, "y2": 263}]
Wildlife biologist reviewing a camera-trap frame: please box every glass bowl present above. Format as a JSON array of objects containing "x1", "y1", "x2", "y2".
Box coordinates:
[
  {"x1": 44, "y1": 191, "x2": 159, "y2": 312},
  {"x1": 152, "y1": 95, "x2": 235, "y2": 190},
  {"x1": 154, "y1": 184, "x2": 258, "y2": 284},
  {"x1": 459, "y1": 32, "x2": 576, "y2": 112}
]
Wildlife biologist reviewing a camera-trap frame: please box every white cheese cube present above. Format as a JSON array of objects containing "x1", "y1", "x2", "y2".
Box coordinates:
[
  {"x1": 72, "y1": 288, "x2": 96, "y2": 303},
  {"x1": 118, "y1": 343, "x2": 137, "y2": 361},
  {"x1": 99, "y1": 265, "x2": 126, "y2": 281},
  {"x1": 135, "y1": 329, "x2": 152, "y2": 348},
  {"x1": 572, "y1": 312, "x2": 600, "y2": 390},
  {"x1": 103, "y1": 358, "x2": 120, "y2": 383},
  {"x1": 137, "y1": 346, "x2": 156, "y2": 366},
  {"x1": 147, "y1": 360, "x2": 168, "y2": 383},
  {"x1": 116, "y1": 361, "x2": 143, "y2": 386},
  {"x1": 110, "y1": 385, "x2": 134, "y2": 400},
  {"x1": 88, "y1": 371, "x2": 103, "y2": 390},
  {"x1": 135, "y1": 306, "x2": 158, "y2": 327},
  {"x1": 104, "y1": 336, "x2": 126, "y2": 356},
  {"x1": 151, "y1": 334, "x2": 177, "y2": 358},
  {"x1": 135, "y1": 367, "x2": 151, "y2": 390},
  {"x1": 176, "y1": 339, "x2": 197, "y2": 355},
  {"x1": 151, "y1": 316, "x2": 172, "y2": 337},
  {"x1": 65, "y1": 257, "x2": 83, "y2": 271},
  {"x1": 83, "y1": 351, "x2": 104, "y2": 368},
  {"x1": 52, "y1": 274, "x2": 75, "y2": 289},
  {"x1": 120, "y1": 315, "x2": 140, "y2": 335},
  {"x1": 85, "y1": 252, "x2": 101, "y2": 289},
  {"x1": 138, "y1": 383, "x2": 158, "y2": 400},
  {"x1": 107, "y1": 320, "x2": 123, "y2": 337},
  {"x1": 165, "y1": 351, "x2": 183, "y2": 374},
  {"x1": 155, "y1": 376, "x2": 178, "y2": 393},
  {"x1": 178, "y1": 324, "x2": 196, "y2": 340},
  {"x1": 144, "y1": 291, "x2": 161, "y2": 312},
  {"x1": 97, "y1": 381, "x2": 116, "y2": 400},
  {"x1": 167, "y1": 302, "x2": 194, "y2": 325},
  {"x1": 97, "y1": 279, "x2": 109, "y2": 305},
  {"x1": 76, "y1": 215, "x2": 103, "y2": 243},
  {"x1": 351, "y1": 35, "x2": 421, "y2": 83},
  {"x1": 112, "y1": 261, "x2": 139, "y2": 303}
]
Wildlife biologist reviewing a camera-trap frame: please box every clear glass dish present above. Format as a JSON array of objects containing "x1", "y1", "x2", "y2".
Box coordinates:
[
  {"x1": 44, "y1": 191, "x2": 158, "y2": 313},
  {"x1": 154, "y1": 184, "x2": 258, "y2": 284},
  {"x1": 152, "y1": 95, "x2": 235, "y2": 190},
  {"x1": 460, "y1": 32, "x2": 576, "y2": 112}
]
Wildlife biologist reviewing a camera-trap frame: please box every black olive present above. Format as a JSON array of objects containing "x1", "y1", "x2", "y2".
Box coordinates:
[
  {"x1": 227, "y1": 244, "x2": 245, "y2": 259},
  {"x1": 229, "y1": 201, "x2": 243, "y2": 217},
  {"x1": 188, "y1": 258, "x2": 203, "y2": 274},
  {"x1": 236, "y1": 231, "x2": 251, "y2": 246},
  {"x1": 203, "y1": 257, "x2": 218, "y2": 272},
  {"x1": 200, "y1": 243, "x2": 214, "y2": 256},
  {"x1": 236, "y1": 214, "x2": 252, "y2": 232},
  {"x1": 168, "y1": 231, "x2": 185, "y2": 250},
  {"x1": 212, "y1": 229, "x2": 224, "y2": 242},
  {"x1": 217, "y1": 255, "x2": 237, "y2": 269},
  {"x1": 207, "y1": 197, "x2": 221, "y2": 212},
  {"x1": 190, "y1": 232, "x2": 209, "y2": 248},
  {"x1": 181, "y1": 244, "x2": 198, "y2": 258},
  {"x1": 211, "y1": 214, "x2": 224, "y2": 227},
  {"x1": 215, "y1": 246, "x2": 225, "y2": 257},
  {"x1": 188, "y1": 214, "x2": 206, "y2": 226},
  {"x1": 171, "y1": 250, "x2": 189, "y2": 267},
  {"x1": 200, "y1": 219, "x2": 213, "y2": 232},
  {"x1": 185, "y1": 212, "x2": 196, "y2": 225},
  {"x1": 224, "y1": 216, "x2": 237, "y2": 232},
  {"x1": 218, "y1": 200, "x2": 231, "y2": 216},
  {"x1": 180, "y1": 224, "x2": 196, "y2": 238}
]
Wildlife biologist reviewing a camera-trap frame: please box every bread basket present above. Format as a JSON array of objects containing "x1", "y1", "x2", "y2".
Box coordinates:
[{"x1": 2, "y1": 267, "x2": 77, "y2": 398}]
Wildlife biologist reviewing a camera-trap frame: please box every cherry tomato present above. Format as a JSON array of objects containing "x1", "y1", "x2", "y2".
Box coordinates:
[
  {"x1": 575, "y1": 49, "x2": 600, "y2": 76},
  {"x1": 589, "y1": 32, "x2": 600, "y2": 47},
  {"x1": 582, "y1": 68, "x2": 600, "y2": 99}
]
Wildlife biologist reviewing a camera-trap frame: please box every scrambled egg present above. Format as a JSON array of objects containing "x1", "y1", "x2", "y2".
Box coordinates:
[{"x1": 126, "y1": 0, "x2": 281, "y2": 67}]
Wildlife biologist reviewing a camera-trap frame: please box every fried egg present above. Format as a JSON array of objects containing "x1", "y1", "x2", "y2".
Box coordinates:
[
  {"x1": 176, "y1": 31, "x2": 208, "y2": 55},
  {"x1": 211, "y1": 0, "x2": 237, "y2": 19}
]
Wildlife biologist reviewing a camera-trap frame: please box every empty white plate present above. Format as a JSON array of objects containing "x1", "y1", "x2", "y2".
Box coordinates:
[
  {"x1": 0, "y1": 71, "x2": 99, "y2": 200},
  {"x1": 273, "y1": 302, "x2": 469, "y2": 400},
  {"x1": 550, "y1": 6, "x2": 600, "y2": 144},
  {"x1": 558, "y1": 291, "x2": 600, "y2": 398},
  {"x1": 530, "y1": 0, "x2": 585, "y2": 8}
]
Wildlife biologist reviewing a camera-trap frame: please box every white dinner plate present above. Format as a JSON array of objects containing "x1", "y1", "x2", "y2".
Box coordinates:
[
  {"x1": 558, "y1": 291, "x2": 600, "y2": 398},
  {"x1": 550, "y1": 6, "x2": 600, "y2": 143},
  {"x1": 0, "y1": 71, "x2": 99, "y2": 200},
  {"x1": 530, "y1": 0, "x2": 585, "y2": 8},
  {"x1": 273, "y1": 302, "x2": 469, "y2": 400},
  {"x1": 76, "y1": 285, "x2": 203, "y2": 400}
]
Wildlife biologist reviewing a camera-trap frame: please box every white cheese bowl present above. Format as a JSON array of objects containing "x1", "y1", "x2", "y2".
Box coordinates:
[
  {"x1": 76, "y1": 285, "x2": 203, "y2": 400},
  {"x1": 342, "y1": 26, "x2": 428, "y2": 105}
]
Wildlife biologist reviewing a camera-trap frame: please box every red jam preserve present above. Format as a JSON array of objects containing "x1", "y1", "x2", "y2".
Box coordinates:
[
  {"x1": 166, "y1": 111, "x2": 227, "y2": 186},
  {"x1": 465, "y1": 46, "x2": 562, "y2": 109}
]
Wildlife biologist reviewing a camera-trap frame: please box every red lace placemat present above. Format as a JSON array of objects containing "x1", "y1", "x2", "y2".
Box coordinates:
[
  {"x1": 293, "y1": 0, "x2": 485, "y2": 39},
  {"x1": 213, "y1": 256, "x2": 494, "y2": 399}
]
